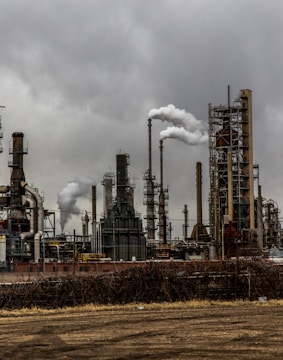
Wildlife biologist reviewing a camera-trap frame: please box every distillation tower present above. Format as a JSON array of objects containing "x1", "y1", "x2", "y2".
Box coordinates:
[
  {"x1": 101, "y1": 153, "x2": 146, "y2": 261},
  {"x1": 208, "y1": 89, "x2": 256, "y2": 256},
  {"x1": 143, "y1": 119, "x2": 157, "y2": 240}
]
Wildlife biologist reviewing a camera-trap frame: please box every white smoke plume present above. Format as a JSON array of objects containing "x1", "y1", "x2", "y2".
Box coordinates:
[
  {"x1": 57, "y1": 176, "x2": 93, "y2": 232},
  {"x1": 148, "y1": 104, "x2": 208, "y2": 145},
  {"x1": 148, "y1": 104, "x2": 204, "y2": 132},
  {"x1": 160, "y1": 126, "x2": 208, "y2": 145}
]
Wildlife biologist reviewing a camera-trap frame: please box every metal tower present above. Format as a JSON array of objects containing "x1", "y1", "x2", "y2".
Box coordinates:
[
  {"x1": 143, "y1": 119, "x2": 157, "y2": 240},
  {"x1": 208, "y1": 88, "x2": 255, "y2": 243}
]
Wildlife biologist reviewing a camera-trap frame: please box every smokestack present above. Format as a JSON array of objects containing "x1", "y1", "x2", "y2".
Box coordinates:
[
  {"x1": 183, "y1": 204, "x2": 188, "y2": 240},
  {"x1": 148, "y1": 118, "x2": 152, "y2": 178},
  {"x1": 196, "y1": 162, "x2": 203, "y2": 225},
  {"x1": 158, "y1": 139, "x2": 166, "y2": 243},
  {"x1": 191, "y1": 162, "x2": 209, "y2": 241},
  {"x1": 160, "y1": 139, "x2": 163, "y2": 192},
  {"x1": 145, "y1": 118, "x2": 156, "y2": 240},
  {"x1": 91, "y1": 185, "x2": 97, "y2": 253},
  {"x1": 92, "y1": 185, "x2": 96, "y2": 223},
  {"x1": 9, "y1": 132, "x2": 27, "y2": 219}
]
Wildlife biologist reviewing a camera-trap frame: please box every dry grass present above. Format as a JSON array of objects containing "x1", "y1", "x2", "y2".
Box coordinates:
[{"x1": 1, "y1": 299, "x2": 283, "y2": 317}]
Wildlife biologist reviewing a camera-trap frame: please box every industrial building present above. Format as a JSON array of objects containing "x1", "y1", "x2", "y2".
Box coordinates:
[
  {"x1": 0, "y1": 141, "x2": 147, "y2": 270},
  {"x1": 0, "y1": 87, "x2": 282, "y2": 272},
  {"x1": 0, "y1": 132, "x2": 44, "y2": 269},
  {"x1": 100, "y1": 153, "x2": 146, "y2": 261},
  {"x1": 208, "y1": 88, "x2": 282, "y2": 257}
]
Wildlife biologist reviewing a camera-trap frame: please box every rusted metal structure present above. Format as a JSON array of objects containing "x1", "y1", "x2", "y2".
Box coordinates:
[
  {"x1": 190, "y1": 162, "x2": 209, "y2": 241},
  {"x1": 208, "y1": 88, "x2": 256, "y2": 256},
  {"x1": 0, "y1": 132, "x2": 45, "y2": 268}
]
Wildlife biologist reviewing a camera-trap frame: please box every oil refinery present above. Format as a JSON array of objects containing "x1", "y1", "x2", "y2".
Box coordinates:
[{"x1": 0, "y1": 87, "x2": 282, "y2": 273}]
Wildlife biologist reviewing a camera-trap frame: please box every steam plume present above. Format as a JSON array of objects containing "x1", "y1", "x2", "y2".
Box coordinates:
[
  {"x1": 57, "y1": 176, "x2": 93, "y2": 232},
  {"x1": 148, "y1": 104, "x2": 208, "y2": 145},
  {"x1": 149, "y1": 104, "x2": 203, "y2": 131},
  {"x1": 160, "y1": 126, "x2": 208, "y2": 145}
]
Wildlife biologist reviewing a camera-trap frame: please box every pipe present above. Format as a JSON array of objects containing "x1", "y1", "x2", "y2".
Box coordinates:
[
  {"x1": 21, "y1": 181, "x2": 44, "y2": 232},
  {"x1": 20, "y1": 195, "x2": 36, "y2": 240},
  {"x1": 34, "y1": 231, "x2": 42, "y2": 264},
  {"x1": 21, "y1": 181, "x2": 44, "y2": 263}
]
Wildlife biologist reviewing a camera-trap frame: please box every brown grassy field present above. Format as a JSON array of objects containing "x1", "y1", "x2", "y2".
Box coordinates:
[{"x1": 0, "y1": 300, "x2": 283, "y2": 359}]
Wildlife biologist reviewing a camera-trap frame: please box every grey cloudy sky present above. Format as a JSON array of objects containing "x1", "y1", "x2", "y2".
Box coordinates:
[{"x1": 0, "y1": 0, "x2": 282, "y2": 236}]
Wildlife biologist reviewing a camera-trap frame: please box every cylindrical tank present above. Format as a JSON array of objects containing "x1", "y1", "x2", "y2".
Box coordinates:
[
  {"x1": 0, "y1": 235, "x2": 6, "y2": 264},
  {"x1": 209, "y1": 244, "x2": 216, "y2": 260}
]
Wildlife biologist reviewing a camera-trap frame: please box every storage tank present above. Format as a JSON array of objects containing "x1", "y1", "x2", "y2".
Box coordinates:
[{"x1": 0, "y1": 235, "x2": 6, "y2": 266}]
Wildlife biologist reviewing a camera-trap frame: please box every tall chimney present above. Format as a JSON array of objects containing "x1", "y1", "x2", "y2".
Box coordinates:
[
  {"x1": 148, "y1": 119, "x2": 152, "y2": 178},
  {"x1": 196, "y1": 162, "x2": 203, "y2": 225},
  {"x1": 91, "y1": 185, "x2": 97, "y2": 253},
  {"x1": 92, "y1": 185, "x2": 96, "y2": 223},
  {"x1": 183, "y1": 204, "x2": 188, "y2": 240},
  {"x1": 158, "y1": 139, "x2": 166, "y2": 243},
  {"x1": 9, "y1": 132, "x2": 27, "y2": 220},
  {"x1": 191, "y1": 162, "x2": 208, "y2": 241},
  {"x1": 145, "y1": 118, "x2": 156, "y2": 240}
]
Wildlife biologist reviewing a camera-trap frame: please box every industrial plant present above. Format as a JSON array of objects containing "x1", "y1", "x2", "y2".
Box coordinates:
[{"x1": 0, "y1": 87, "x2": 282, "y2": 273}]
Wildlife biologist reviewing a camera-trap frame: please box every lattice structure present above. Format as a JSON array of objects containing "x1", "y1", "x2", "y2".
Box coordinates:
[{"x1": 209, "y1": 89, "x2": 255, "y2": 242}]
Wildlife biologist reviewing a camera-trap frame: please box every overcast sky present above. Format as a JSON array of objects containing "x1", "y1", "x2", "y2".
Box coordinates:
[{"x1": 0, "y1": 0, "x2": 282, "y2": 237}]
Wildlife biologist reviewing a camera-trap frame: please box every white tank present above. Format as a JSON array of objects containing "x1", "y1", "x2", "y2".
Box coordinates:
[
  {"x1": 209, "y1": 244, "x2": 216, "y2": 260},
  {"x1": 0, "y1": 235, "x2": 6, "y2": 264}
]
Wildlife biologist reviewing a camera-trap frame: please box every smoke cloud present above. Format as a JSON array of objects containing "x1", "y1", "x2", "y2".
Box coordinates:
[
  {"x1": 57, "y1": 176, "x2": 93, "y2": 232},
  {"x1": 148, "y1": 104, "x2": 208, "y2": 145},
  {"x1": 160, "y1": 126, "x2": 208, "y2": 145}
]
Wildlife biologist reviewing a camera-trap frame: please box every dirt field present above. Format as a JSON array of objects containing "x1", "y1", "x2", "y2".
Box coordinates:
[{"x1": 0, "y1": 302, "x2": 283, "y2": 359}]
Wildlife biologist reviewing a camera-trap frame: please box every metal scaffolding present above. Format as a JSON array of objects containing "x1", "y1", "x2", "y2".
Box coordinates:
[{"x1": 208, "y1": 89, "x2": 255, "y2": 242}]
